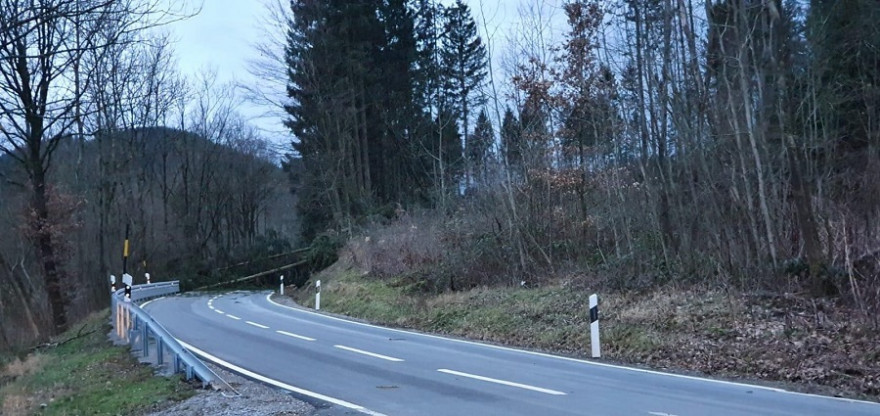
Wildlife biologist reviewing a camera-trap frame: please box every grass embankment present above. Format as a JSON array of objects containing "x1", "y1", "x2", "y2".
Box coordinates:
[
  {"x1": 0, "y1": 312, "x2": 193, "y2": 415},
  {"x1": 293, "y1": 260, "x2": 880, "y2": 401}
]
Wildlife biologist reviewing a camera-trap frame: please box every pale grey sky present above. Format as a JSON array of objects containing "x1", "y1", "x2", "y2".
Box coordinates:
[{"x1": 165, "y1": 0, "x2": 567, "y2": 144}]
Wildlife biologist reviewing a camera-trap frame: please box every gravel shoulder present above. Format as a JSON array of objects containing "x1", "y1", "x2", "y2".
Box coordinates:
[{"x1": 144, "y1": 363, "x2": 315, "y2": 416}]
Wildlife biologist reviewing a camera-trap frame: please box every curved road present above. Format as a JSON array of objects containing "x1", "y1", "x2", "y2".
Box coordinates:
[{"x1": 144, "y1": 292, "x2": 880, "y2": 416}]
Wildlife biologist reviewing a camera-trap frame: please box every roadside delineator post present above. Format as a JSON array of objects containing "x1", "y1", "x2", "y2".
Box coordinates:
[
  {"x1": 315, "y1": 280, "x2": 321, "y2": 310},
  {"x1": 123, "y1": 273, "x2": 133, "y2": 303},
  {"x1": 280, "y1": 275, "x2": 284, "y2": 295},
  {"x1": 589, "y1": 293, "x2": 600, "y2": 358},
  {"x1": 145, "y1": 272, "x2": 151, "y2": 285},
  {"x1": 110, "y1": 274, "x2": 116, "y2": 293}
]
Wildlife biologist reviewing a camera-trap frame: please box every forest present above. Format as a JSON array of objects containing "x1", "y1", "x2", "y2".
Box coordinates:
[
  {"x1": 0, "y1": 0, "x2": 296, "y2": 350},
  {"x1": 1, "y1": 0, "x2": 879, "y2": 353},
  {"x1": 282, "y1": 0, "x2": 879, "y2": 318}
]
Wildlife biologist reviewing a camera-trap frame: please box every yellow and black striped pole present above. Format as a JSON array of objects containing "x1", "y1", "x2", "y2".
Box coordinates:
[
  {"x1": 123, "y1": 224, "x2": 131, "y2": 300},
  {"x1": 122, "y1": 224, "x2": 130, "y2": 275}
]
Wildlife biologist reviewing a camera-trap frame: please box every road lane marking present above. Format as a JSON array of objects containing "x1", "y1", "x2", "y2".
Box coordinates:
[
  {"x1": 649, "y1": 412, "x2": 679, "y2": 416},
  {"x1": 215, "y1": 309, "x2": 224, "y2": 314},
  {"x1": 276, "y1": 330, "x2": 316, "y2": 341},
  {"x1": 177, "y1": 340, "x2": 387, "y2": 416},
  {"x1": 246, "y1": 321, "x2": 269, "y2": 329},
  {"x1": 334, "y1": 345, "x2": 404, "y2": 362},
  {"x1": 437, "y1": 368, "x2": 566, "y2": 396},
  {"x1": 267, "y1": 294, "x2": 848, "y2": 401},
  {"x1": 226, "y1": 314, "x2": 241, "y2": 320}
]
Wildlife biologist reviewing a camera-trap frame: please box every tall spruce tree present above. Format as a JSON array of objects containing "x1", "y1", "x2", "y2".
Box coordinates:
[
  {"x1": 807, "y1": 0, "x2": 880, "y2": 152},
  {"x1": 285, "y1": 0, "x2": 426, "y2": 238},
  {"x1": 500, "y1": 107, "x2": 523, "y2": 169},
  {"x1": 468, "y1": 109, "x2": 494, "y2": 182},
  {"x1": 374, "y1": 0, "x2": 422, "y2": 204},
  {"x1": 286, "y1": 0, "x2": 379, "y2": 238},
  {"x1": 413, "y1": 0, "x2": 441, "y2": 111},
  {"x1": 440, "y1": 0, "x2": 488, "y2": 185}
]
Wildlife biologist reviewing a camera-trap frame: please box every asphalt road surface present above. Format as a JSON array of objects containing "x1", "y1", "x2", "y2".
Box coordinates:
[{"x1": 143, "y1": 291, "x2": 880, "y2": 416}]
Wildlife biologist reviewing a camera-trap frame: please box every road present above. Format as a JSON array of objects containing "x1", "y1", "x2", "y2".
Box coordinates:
[{"x1": 144, "y1": 291, "x2": 880, "y2": 416}]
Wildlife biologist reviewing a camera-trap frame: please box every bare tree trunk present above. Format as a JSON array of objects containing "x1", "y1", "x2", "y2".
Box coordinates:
[
  {"x1": 30, "y1": 164, "x2": 68, "y2": 333},
  {"x1": 737, "y1": 42, "x2": 778, "y2": 268},
  {"x1": 1, "y1": 253, "x2": 42, "y2": 341}
]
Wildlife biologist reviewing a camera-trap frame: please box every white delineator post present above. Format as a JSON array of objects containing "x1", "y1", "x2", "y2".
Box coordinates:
[
  {"x1": 145, "y1": 273, "x2": 151, "y2": 285},
  {"x1": 589, "y1": 293, "x2": 600, "y2": 358},
  {"x1": 110, "y1": 274, "x2": 117, "y2": 293},
  {"x1": 280, "y1": 275, "x2": 285, "y2": 295},
  {"x1": 315, "y1": 280, "x2": 321, "y2": 310},
  {"x1": 122, "y1": 273, "x2": 133, "y2": 303}
]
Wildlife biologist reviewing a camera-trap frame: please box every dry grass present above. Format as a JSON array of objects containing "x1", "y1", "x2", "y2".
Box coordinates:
[
  {"x1": 0, "y1": 353, "x2": 50, "y2": 415},
  {"x1": 1, "y1": 354, "x2": 47, "y2": 380},
  {"x1": 0, "y1": 312, "x2": 193, "y2": 415},
  {"x1": 296, "y1": 260, "x2": 880, "y2": 401},
  {"x1": 347, "y1": 214, "x2": 444, "y2": 278}
]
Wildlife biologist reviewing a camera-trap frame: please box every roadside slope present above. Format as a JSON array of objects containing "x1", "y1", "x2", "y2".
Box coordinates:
[
  {"x1": 0, "y1": 311, "x2": 191, "y2": 415},
  {"x1": 290, "y1": 258, "x2": 880, "y2": 402}
]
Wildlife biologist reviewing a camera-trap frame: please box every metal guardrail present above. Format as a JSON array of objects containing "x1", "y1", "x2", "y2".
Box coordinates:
[{"x1": 111, "y1": 281, "x2": 217, "y2": 388}]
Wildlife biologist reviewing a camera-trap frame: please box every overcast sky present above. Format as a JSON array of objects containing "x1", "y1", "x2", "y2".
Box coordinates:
[{"x1": 164, "y1": 0, "x2": 567, "y2": 145}]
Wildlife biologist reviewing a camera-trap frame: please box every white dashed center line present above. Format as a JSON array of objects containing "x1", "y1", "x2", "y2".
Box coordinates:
[
  {"x1": 437, "y1": 369, "x2": 566, "y2": 396},
  {"x1": 246, "y1": 321, "x2": 269, "y2": 329},
  {"x1": 215, "y1": 309, "x2": 224, "y2": 314},
  {"x1": 226, "y1": 314, "x2": 241, "y2": 320},
  {"x1": 334, "y1": 345, "x2": 404, "y2": 362},
  {"x1": 276, "y1": 330, "x2": 316, "y2": 341}
]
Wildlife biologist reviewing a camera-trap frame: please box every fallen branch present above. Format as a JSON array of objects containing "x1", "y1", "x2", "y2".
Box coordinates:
[
  {"x1": 31, "y1": 322, "x2": 97, "y2": 351},
  {"x1": 196, "y1": 259, "x2": 309, "y2": 290}
]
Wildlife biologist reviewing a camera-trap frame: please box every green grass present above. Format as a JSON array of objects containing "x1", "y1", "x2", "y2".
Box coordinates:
[
  {"x1": 293, "y1": 270, "x2": 603, "y2": 355},
  {"x1": 0, "y1": 312, "x2": 193, "y2": 415},
  {"x1": 287, "y1": 260, "x2": 880, "y2": 400}
]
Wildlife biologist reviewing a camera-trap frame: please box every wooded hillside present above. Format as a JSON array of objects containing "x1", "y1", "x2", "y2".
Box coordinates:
[
  {"x1": 0, "y1": 0, "x2": 295, "y2": 351},
  {"x1": 279, "y1": 0, "x2": 879, "y2": 320}
]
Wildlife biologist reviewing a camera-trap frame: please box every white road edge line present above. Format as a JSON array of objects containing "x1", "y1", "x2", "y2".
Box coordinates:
[
  {"x1": 334, "y1": 345, "x2": 404, "y2": 362},
  {"x1": 177, "y1": 340, "x2": 387, "y2": 416},
  {"x1": 215, "y1": 309, "x2": 225, "y2": 314},
  {"x1": 264, "y1": 293, "x2": 880, "y2": 406},
  {"x1": 226, "y1": 314, "x2": 241, "y2": 320},
  {"x1": 276, "y1": 330, "x2": 316, "y2": 342},
  {"x1": 246, "y1": 321, "x2": 269, "y2": 329},
  {"x1": 437, "y1": 368, "x2": 566, "y2": 396}
]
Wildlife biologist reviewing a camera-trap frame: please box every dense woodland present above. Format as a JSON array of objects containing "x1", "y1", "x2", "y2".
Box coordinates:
[
  {"x1": 1, "y1": 0, "x2": 878, "y2": 351},
  {"x1": 0, "y1": 0, "x2": 296, "y2": 350},
  {"x1": 283, "y1": 0, "x2": 879, "y2": 315}
]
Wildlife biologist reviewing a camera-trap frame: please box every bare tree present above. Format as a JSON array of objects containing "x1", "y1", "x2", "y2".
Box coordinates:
[{"x1": 0, "y1": 0, "x2": 195, "y2": 333}]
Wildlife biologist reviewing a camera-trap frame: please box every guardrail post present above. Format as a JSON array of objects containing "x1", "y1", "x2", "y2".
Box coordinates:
[
  {"x1": 110, "y1": 280, "x2": 216, "y2": 387},
  {"x1": 142, "y1": 325, "x2": 150, "y2": 358}
]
